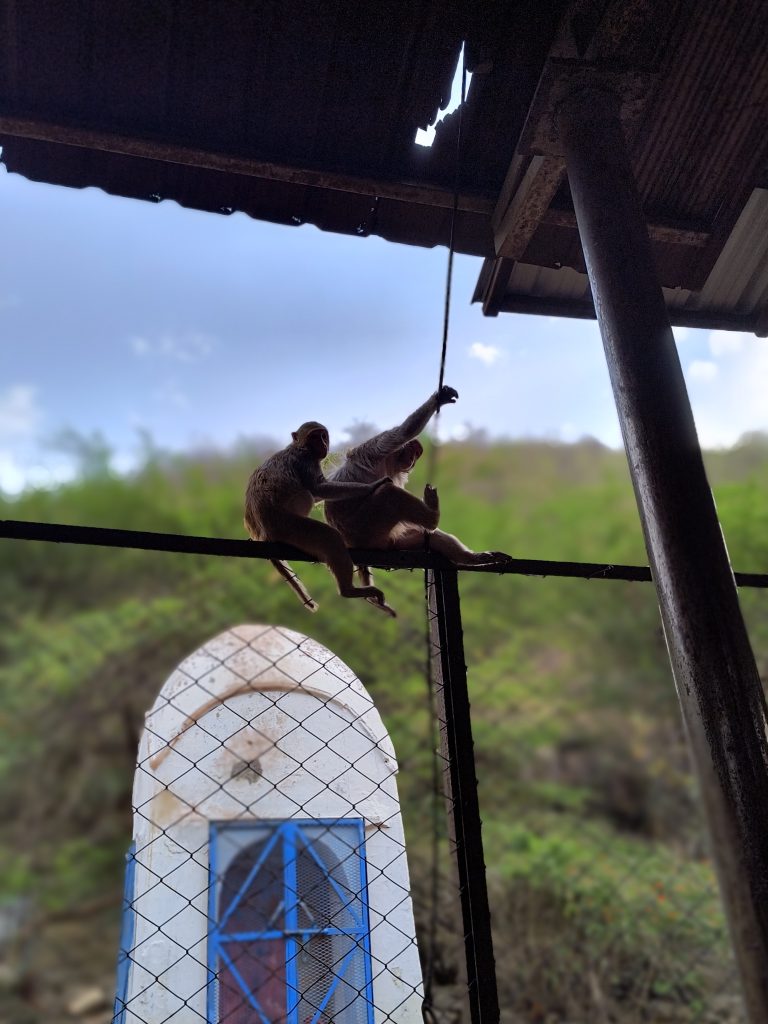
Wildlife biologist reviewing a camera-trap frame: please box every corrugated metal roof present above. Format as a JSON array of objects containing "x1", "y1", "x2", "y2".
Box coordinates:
[
  {"x1": 2, "y1": 0, "x2": 768, "y2": 331},
  {"x1": 473, "y1": 0, "x2": 768, "y2": 334},
  {"x1": 489, "y1": 189, "x2": 768, "y2": 335},
  {"x1": 0, "y1": 0, "x2": 566, "y2": 256},
  {"x1": 692, "y1": 190, "x2": 768, "y2": 318}
]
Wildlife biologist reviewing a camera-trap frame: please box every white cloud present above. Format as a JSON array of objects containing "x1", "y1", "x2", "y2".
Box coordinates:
[
  {"x1": 0, "y1": 451, "x2": 75, "y2": 495},
  {"x1": 708, "y1": 329, "x2": 745, "y2": 356},
  {"x1": 687, "y1": 335, "x2": 768, "y2": 447},
  {"x1": 689, "y1": 359, "x2": 718, "y2": 381},
  {"x1": 673, "y1": 326, "x2": 690, "y2": 343},
  {"x1": 450, "y1": 422, "x2": 470, "y2": 442},
  {"x1": 131, "y1": 336, "x2": 151, "y2": 356},
  {"x1": 152, "y1": 380, "x2": 189, "y2": 408},
  {"x1": 111, "y1": 450, "x2": 140, "y2": 475},
  {"x1": 0, "y1": 385, "x2": 41, "y2": 439},
  {"x1": 0, "y1": 451, "x2": 27, "y2": 492},
  {"x1": 130, "y1": 331, "x2": 215, "y2": 362},
  {"x1": 469, "y1": 342, "x2": 502, "y2": 366}
]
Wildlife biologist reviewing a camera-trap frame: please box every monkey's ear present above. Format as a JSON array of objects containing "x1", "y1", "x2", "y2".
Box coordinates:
[{"x1": 291, "y1": 431, "x2": 298, "y2": 443}]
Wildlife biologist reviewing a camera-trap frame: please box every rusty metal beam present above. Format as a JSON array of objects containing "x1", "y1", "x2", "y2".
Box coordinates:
[
  {"x1": 542, "y1": 207, "x2": 711, "y2": 247},
  {"x1": 558, "y1": 85, "x2": 768, "y2": 1024},
  {"x1": 0, "y1": 114, "x2": 495, "y2": 215},
  {"x1": 492, "y1": 153, "x2": 566, "y2": 258}
]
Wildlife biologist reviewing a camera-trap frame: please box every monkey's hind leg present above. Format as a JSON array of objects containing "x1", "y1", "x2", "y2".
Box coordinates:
[
  {"x1": 281, "y1": 516, "x2": 395, "y2": 616},
  {"x1": 271, "y1": 559, "x2": 319, "y2": 612},
  {"x1": 245, "y1": 515, "x2": 320, "y2": 611}
]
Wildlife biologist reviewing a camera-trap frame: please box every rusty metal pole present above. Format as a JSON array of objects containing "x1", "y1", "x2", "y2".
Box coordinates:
[{"x1": 557, "y1": 86, "x2": 768, "y2": 1022}]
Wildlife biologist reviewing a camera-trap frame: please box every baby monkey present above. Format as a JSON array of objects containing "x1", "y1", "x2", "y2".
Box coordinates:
[
  {"x1": 244, "y1": 421, "x2": 394, "y2": 615},
  {"x1": 325, "y1": 387, "x2": 511, "y2": 591}
]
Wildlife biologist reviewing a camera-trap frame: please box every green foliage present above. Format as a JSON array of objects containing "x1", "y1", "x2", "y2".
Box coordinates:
[
  {"x1": 1, "y1": 433, "x2": 766, "y2": 1022},
  {"x1": 486, "y1": 816, "x2": 728, "y2": 1019}
]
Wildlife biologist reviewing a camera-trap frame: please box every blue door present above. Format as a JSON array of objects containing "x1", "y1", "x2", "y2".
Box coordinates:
[{"x1": 208, "y1": 820, "x2": 374, "y2": 1024}]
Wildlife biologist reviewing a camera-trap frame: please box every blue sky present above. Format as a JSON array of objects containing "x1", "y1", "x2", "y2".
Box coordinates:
[{"x1": 1, "y1": 161, "x2": 767, "y2": 493}]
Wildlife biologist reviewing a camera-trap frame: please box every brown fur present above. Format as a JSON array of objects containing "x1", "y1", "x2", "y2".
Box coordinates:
[
  {"x1": 325, "y1": 389, "x2": 512, "y2": 568},
  {"x1": 244, "y1": 422, "x2": 396, "y2": 615}
]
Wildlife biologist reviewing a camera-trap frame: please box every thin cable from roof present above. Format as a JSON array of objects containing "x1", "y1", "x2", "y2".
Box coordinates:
[
  {"x1": 422, "y1": 40, "x2": 468, "y2": 1024},
  {"x1": 427, "y1": 43, "x2": 467, "y2": 487}
]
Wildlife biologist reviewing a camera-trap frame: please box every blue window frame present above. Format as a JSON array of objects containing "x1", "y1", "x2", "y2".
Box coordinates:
[
  {"x1": 207, "y1": 819, "x2": 374, "y2": 1024},
  {"x1": 113, "y1": 842, "x2": 137, "y2": 1024}
]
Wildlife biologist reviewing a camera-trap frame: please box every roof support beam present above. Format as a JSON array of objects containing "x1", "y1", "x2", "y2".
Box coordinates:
[
  {"x1": 0, "y1": 114, "x2": 495, "y2": 215},
  {"x1": 492, "y1": 153, "x2": 566, "y2": 258},
  {"x1": 558, "y1": 86, "x2": 768, "y2": 1024},
  {"x1": 541, "y1": 208, "x2": 710, "y2": 247},
  {"x1": 492, "y1": 290, "x2": 762, "y2": 333}
]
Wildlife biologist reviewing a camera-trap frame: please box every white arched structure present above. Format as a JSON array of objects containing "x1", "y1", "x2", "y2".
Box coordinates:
[{"x1": 117, "y1": 624, "x2": 423, "y2": 1024}]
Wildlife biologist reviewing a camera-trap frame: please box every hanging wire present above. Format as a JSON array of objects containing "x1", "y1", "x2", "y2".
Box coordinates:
[
  {"x1": 426, "y1": 43, "x2": 468, "y2": 487},
  {"x1": 422, "y1": 42, "x2": 468, "y2": 1024}
]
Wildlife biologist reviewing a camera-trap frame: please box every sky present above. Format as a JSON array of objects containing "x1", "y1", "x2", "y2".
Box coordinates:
[{"x1": 1, "y1": 159, "x2": 767, "y2": 494}]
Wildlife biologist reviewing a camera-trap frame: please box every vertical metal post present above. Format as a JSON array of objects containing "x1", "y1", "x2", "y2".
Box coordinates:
[
  {"x1": 558, "y1": 87, "x2": 768, "y2": 1021},
  {"x1": 427, "y1": 566, "x2": 500, "y2": 1024}
]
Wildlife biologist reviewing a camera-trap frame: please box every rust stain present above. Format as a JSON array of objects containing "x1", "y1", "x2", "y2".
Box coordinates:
[{"x1": 149, "y1": 676, "x2": 383, "y2": 769}]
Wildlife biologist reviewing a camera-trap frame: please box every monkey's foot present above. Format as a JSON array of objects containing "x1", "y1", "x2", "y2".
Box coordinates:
[
  {"x1": 339, "y1": 585, "x2": 395, "y2": 616},
  {"x1": 366, "y1": 595, "x2": 398, "y2": 618},
  {"x1": 423, "y1": 484, "x2": 439, "y2": 511},
  {"x1": 470, "y1": 550, "x2": 514, "y2": 564}
]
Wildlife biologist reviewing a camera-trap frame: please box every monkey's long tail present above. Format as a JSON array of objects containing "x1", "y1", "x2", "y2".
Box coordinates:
[{"x1": 271, "y1": 559, "x2": 319, "y2": 613}]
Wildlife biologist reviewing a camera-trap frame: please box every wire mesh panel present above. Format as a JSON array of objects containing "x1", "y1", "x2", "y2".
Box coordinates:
[
  {"x1": 1, "y1": 534, "x2": 764, "y2": 1024},
  {"x1": 454, "y1": 571, "x2": 762, "y2": 1024},
  {"x1": 118, "y1": 624, "x2": 424, "y2": 1024}
]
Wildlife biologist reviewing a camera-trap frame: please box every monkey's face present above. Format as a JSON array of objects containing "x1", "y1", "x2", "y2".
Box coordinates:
[
  {"x1": 397, "y1": 439, "x2": 424, "y2": 472},
  {"x1": 292, "y1": 422, "x2": 330, "y2": 459},
  {"x1": 306, "y1": 428, "x2": 330, "y2": 459}
]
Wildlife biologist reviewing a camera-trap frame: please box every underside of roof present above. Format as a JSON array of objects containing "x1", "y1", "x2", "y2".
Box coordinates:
[
  {"x1": 0, "y1": 0, "x2": 566, "y2": 256},
  {"x1": 2, "y1": 0, "x2": 768, "y2": 333},
  {"x1": 473, "y1": 0, "x2": 768, "y2": 336}
]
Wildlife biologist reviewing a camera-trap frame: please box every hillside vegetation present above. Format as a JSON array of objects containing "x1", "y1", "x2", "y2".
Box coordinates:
[{"x1": 1, "y1": 434, "x2": 766, "y2": 1023}]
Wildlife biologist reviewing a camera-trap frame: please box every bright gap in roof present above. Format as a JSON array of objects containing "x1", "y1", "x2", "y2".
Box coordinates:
[{"x1": 414, "y1": 43, "x2": 472, "y2": 148}]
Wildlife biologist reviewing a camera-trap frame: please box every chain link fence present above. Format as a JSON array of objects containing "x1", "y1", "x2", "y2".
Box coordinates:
[
  {"x1": 121, "y1": 622, "x2": 430, "y2": 1024},
  {"x1": 1, "y1": 543, "x2": 763, "y2": 1024}
]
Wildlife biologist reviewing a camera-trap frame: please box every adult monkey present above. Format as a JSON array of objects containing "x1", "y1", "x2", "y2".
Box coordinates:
[
  {"x1": 244, "y1": 421, "x2": 395, "y2": 615},
  {"x1": 325, "y1": 388, "x2": 512, "y2": 576}
]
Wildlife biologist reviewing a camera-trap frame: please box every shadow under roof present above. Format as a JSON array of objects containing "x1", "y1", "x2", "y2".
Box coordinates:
[{"x1": 2, "y1": 0, "x2": 767, "y2": 333}]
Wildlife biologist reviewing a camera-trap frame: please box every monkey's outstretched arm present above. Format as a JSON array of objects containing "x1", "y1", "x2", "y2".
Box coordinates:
[
  {"x1": 344, "y1": 387, "x2": 459, "y2": 471},
  {"x1": 313, "y1": 477, "x2": 389, "y2": 500}
]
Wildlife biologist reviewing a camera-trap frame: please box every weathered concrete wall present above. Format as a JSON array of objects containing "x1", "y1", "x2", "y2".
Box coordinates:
[{"x1": 124, "y1": 624, "x2": 423, "y2": 1023}]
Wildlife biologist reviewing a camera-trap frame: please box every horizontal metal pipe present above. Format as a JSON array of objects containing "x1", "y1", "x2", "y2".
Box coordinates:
[{"x1": 1, "y1": 518, "x2": 766, "y2": 587}]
